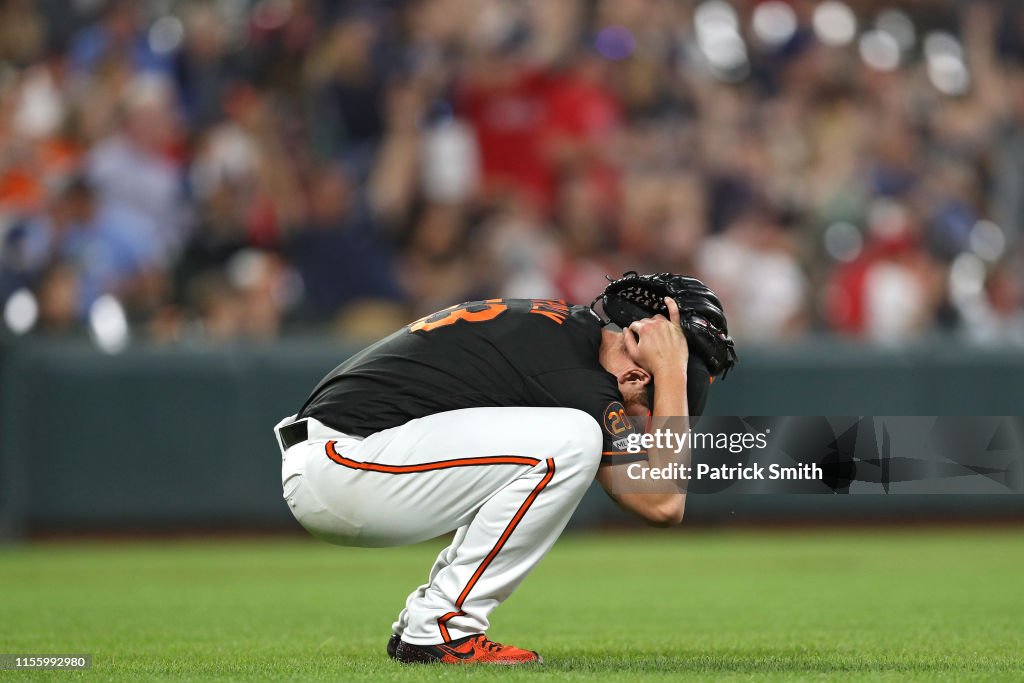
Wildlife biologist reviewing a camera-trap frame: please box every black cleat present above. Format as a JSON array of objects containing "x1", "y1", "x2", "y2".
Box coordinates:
[{"x1": 386, "y1": 633, "x2": 401, "y2": 659}]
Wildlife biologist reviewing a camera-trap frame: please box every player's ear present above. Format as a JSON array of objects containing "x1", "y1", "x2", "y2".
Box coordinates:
[{"x1": 618, "y1": 367, "x2": 651, "y2": 386}]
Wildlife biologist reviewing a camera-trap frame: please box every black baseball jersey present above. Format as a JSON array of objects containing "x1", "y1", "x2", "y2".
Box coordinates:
[{"x1": 297, "y1": 299, "x2": 642, "y2": 463}]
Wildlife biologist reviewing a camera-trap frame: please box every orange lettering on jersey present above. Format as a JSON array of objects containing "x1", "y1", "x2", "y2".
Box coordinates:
[
  {"x1": 409, "y1": 300, "x2": 509, "y2": 333},
  {"x1": 528, "y1": 299, "x2": 570, "y2": 325}
]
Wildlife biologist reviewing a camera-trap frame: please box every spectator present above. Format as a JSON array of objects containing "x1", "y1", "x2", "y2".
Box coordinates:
[
  {"x1": 287, "y1": 165, "x2": 404, "y2": 320},
  {"x1": 6, "y1": 176, "x2": 165, "y2": 319},
  {"x1": 172, "y1": 1, "x2": 241, "y2": 129},
  {"x1": 68, "y1": 0, "x2": 169, "y2": 75},
  {"x1": 457, "y1": 44, "x2": 556, "y2": 211},
  {"x1": 87, "y1": 74, "x2": 187, "y2": 259},
  {"x1": 825, "y1": 200, "x2": 943, "y2": 344},
  {"x1": 699, "y1": 205, "x2": 808, "y2": 343},
  {"x1": 34, "y1": 260, "x2": 81, "y2": 335},
  {"x1": 958, "y1": 263, "x2": 1024, "y2": 346}
]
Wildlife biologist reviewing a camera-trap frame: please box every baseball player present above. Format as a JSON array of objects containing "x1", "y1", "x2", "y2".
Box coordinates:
[{"x1": 274, "y1": 274, "x2": 735, "y2": 665}]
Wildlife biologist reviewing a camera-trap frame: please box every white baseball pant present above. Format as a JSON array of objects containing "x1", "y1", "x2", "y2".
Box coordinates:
[{"x1": 274, "y1": 407, "x2": 602, "y2": 645}]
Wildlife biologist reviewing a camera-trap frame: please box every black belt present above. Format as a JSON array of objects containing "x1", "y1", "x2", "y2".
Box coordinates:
[{"x1": 279, "y1": 420, "x2": 309, "y2": 450}]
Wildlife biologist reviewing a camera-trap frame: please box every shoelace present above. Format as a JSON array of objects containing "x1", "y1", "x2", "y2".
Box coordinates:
[{"x1": 474, "y1": 636, "x2": 505, "y2": 652}]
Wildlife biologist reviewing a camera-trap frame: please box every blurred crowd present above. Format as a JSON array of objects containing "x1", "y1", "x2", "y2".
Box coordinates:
[{"x1": 2, "y1": 0, "x2": 1024, "y2": 348}]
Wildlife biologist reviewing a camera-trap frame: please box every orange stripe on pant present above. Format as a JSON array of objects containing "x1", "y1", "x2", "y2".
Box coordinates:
[
  {"x1": 436, "y1": 457, "x2": 556, "y2": 641},
  {"x1": 324, "y1": 440, "x2": 540, "y2": 472}
]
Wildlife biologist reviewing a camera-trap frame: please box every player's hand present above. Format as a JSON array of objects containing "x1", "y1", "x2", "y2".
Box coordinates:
[{"x1": 623, "y1": 297, "x2": 689, "y2": 377}]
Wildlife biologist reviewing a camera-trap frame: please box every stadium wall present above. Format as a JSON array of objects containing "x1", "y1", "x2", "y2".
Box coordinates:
[{"x1": 1, "y1": 339, "x2": 1023, "y2": 539}]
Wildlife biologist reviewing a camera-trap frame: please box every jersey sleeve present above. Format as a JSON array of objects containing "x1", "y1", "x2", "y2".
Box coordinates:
[{"x1": 530, "y1": 368, "x2": 648, "y2": 466}]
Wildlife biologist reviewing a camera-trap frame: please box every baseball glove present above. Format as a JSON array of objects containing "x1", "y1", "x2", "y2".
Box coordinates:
[
  {"x1": 593, "y1": 272, "x2": 738, "y2": 415},
  {"x1": 596, "y1": 271, "x2": 737, "y2": 377}
]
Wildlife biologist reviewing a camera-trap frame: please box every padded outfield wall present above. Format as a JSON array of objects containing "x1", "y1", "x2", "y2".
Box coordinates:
[{"x1": 1, "y1": 338, "x2": 1023, "y2": 539}]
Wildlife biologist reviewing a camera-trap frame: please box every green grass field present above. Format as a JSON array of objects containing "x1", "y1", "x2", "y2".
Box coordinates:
[{"x1": 2, "y1": 529, "x2": 1023, "y2": 681}]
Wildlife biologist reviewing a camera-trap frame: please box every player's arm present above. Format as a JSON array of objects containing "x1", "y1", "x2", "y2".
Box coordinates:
[{"x1": 596, "y1": 298, "x2": 689, "y2": 526}]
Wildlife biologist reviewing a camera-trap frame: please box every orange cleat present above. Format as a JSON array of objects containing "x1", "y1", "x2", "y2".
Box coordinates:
[{"x1": 394, "y1": 634, "x2": 543, "y2": 665}]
